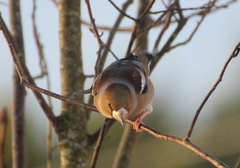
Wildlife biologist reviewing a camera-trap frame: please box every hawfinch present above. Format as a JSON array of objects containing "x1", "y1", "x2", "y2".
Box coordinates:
[{"x1": 92, "y1": 53, "x2": 154, "y2": 132}]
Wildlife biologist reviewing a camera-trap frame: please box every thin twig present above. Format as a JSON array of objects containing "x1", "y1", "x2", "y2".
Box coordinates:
[
  {"x1": 85, "y1": 74, "x2": 95, "y2": 78},
  {"x1": 125, "y1": 0, "x2": 156, "y2": 56},
  {"x1": 186, "y1": 42, "x2": 240, "y2": 139},
  {"x1": 150, "y1": 6, "x2": 214, "y2": 14},
  {"x1": 90, "y1": 118, "x2": 111, "y2": 168},
  {"x1": 150, "y1": 0, "x2": 222, "y2": 71},
  {"x1": 81, "y1": 19, "x2": 133, "y2": 32},
  {"x1": 137, "y1": 0, "x2": 155, "y2": 21},
  {"x1": 102, "y1": 42, "x2": 119, "y2": 60},
  {"x1": 87, "y1": 119, "x2": 116, "y2": 146},
  {"x1": 153, "y1": 2, "x2": 176, "y2": 50},
  {"x1": 22, "y1": 81, "x2": 97, "y2": 112},
  {"x1": 31, "y1": 1, "x2": 54, "y2": 167},
  {"x1": 169, "y1": 13, "x2": 206, "y2": 50},
  {"x1": 108, "y1": 0, "x2": 136, "y2": 21},
  {"x1": 85, "y1": 0, "x2": 105, "y2": 78},
  {"x1": 99, "y1": 0, "x2": 133, "y2": 72},
  {"x1": 32, "y1": 0, "x2": 48, "y2": 80},
  {"x1": 50, "y1": 0, "x2": 58, "y2": 6},
  {"x1": 69, "y1": 88, "x2": 92, "y2": 99},
  {"x1": 150, "y1": 16, "x2": 188, "y2": 71}
]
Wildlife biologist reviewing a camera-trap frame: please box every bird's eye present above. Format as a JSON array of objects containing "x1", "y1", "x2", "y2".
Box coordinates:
[{"x1": 108, "y1": 102, "x2": 113, "y2": 111}]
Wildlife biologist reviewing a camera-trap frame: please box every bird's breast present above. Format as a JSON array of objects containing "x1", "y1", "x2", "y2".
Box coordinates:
[{"x1": 94, "y1": 81, "x2": 137, "y2": 119}]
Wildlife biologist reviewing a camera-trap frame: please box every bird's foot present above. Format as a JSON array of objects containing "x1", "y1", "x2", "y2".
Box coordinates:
[
  {"x1": 133, "y1": 111, "x2": 150, "y2": 132},
  {"x1": 133, "y1": 118, "x2": 143, "y2": 132}
]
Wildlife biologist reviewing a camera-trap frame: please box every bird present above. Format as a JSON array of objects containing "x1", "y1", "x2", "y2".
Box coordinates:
[{"x1": 91, "y1": 52, "x2": 154, "y2": 132}]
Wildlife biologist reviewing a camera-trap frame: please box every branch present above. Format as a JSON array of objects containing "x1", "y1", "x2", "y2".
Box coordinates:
[
  {"x1": 125, "y1": 0, "x2": 156, "y2": 56},
  {"x1": 85, "y1": 0, "x2": 105, "y2": 77},
  {"x1": 108, "y1": 0, "x2": 136, "y2": 21},
  {"x1": 150, "y1": 6, "x2": 215, "y2": 14},
  {"x1": 169, "y1": 14, "x2": 205, "y2": 50},
  {"x1": 186, "y1": 42, "x2": 240, "y2": 138},
  {"x1": 126, "y1": 119, "x2": 229, "y2": 168},
  {"x1": 9, "y1": 1, "x2": 27, "y2": 167},
  {"x1": 150, "y1": 16, "x2": 188, "y2": 71},
  {"x1": 32, "y1": 0, "x2": 49, "y2": 80},
  {"x1": 90, "y1": 118, "x2": 112, "y2": 168},
  {"x1": 153, "y1": 2, "x2": 176, "y2": 50},
  {"x1": 99, "y1": 0, "x2": 134, "y2": 73},
  {"x1": 22, "y1": 81, "x2": 97, "y2": 112},
  {"x1": 31, "y1": 1, "x2": 54, "y2": 167},
  {"x1": 0, "y1": 108, "x2": 8, "y2": 168},
  {"x1": 0, "y1": 14, "x2": 59, "y2": 133},
  {"x1": 87, "y1": 119, "x2": 116, "y2": 146},
  {"x1": 81, "y1": 19, "x2": 133, "y2": 32}
]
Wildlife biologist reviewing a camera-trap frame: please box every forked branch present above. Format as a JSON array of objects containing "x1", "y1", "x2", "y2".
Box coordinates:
[{"x1": 186, "y1": 42, "x2": 240, "y2": 138}]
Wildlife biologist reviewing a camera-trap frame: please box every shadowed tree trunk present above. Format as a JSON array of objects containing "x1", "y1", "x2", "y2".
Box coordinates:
[
  {"x1": 57, "y1": 0, "x2": 87, "y2": 167},
  {"x1": 9, "y1": 0, "x2": 26, "y2": 167}
]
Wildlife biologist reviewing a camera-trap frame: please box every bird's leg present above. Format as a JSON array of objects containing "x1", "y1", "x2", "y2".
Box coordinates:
[{"x1": 133, "y1": 110, "x2": 150, "y2": 132}]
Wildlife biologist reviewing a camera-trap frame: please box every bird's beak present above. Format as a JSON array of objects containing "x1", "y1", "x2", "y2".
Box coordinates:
[{"x1": 112, "y1": 108, "x2": 128, "y2": 126}]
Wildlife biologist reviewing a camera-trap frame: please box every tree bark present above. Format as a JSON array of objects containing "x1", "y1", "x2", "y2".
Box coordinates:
[
  {"x1": 58, "y1": 0, "x2": 87, "y2": 167},
  {"x1": 9, "y1": 0, "x2": 27, "y2": 167}
]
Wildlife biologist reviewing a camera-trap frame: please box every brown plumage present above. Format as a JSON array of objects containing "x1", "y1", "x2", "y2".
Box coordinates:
[{"x1": 92, "y1": 53, "x2": 154, "y2": 132}]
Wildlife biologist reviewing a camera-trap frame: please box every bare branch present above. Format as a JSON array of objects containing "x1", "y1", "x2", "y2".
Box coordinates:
[
  {"x1": 90, "y1": 118, "x2": 112, "y2": 168},
  {"x1": 169, "y1": 13, "x2": 205, "y2": 50},
  {"x1": 70, "y1": 88, "x2": 92, "y2": 99},
  {"x1": 98, "y1": 0, "x2": 133, "y2": 73},
  {"x1": 153, "y1": 2, "x2": 176, "y2": 50},
  {"x1": 32, "y1": 1, "x2": 54, "y2": 167},
  {"x1": 150, "y1": 6, "x2": 215, "y2": 14},
  {"x1": 186, "y1": 42, "x2": 240, "y2": 139},
  {"x1": 22, "y1": 81, "x2": 97, "y2": 112},
  {"x1": 87, "y1": 119, "x2": 116, "y2": 146},
  {"x1": 0, "y1": 14, "x2": 58, "y2": 132},
  {"x1": 137, "y1": 0, "x2": 155, "y2": 21},
  {"x1": 126, "y1": 119, "x2": 229, "y2": 168},
  {"x1": 9, "y1": 1, "x2": 27, "y2": 167},
  {"x1": 0, "y1": 108, "x2": 8, "y2": 168},
  {"x1": 150, "y1": 16, "x2": 188, "y2": 71},
  {"x1": 125, "y1": 0, "x2": 156, "y2": 56},
  {"x1": 32, "y1": 0, "x2": 48, "y2": 80},
  {"x1": 108, "y1": 0, "x2": 136, "y2": 21},
  {"x1": 85, "y1": 0, "x2": 105, "y2": 77},
  {"x1": 50, "y1": 0, "x2": 58, "y2": 6},
  {"x1": 81, "y1": 19, "x2": 133, "y2": 32}
]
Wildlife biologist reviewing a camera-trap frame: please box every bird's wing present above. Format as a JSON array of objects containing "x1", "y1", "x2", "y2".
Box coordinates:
[{"x1": 92, "y1": 59, "x2": 148, "y2": 95}]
